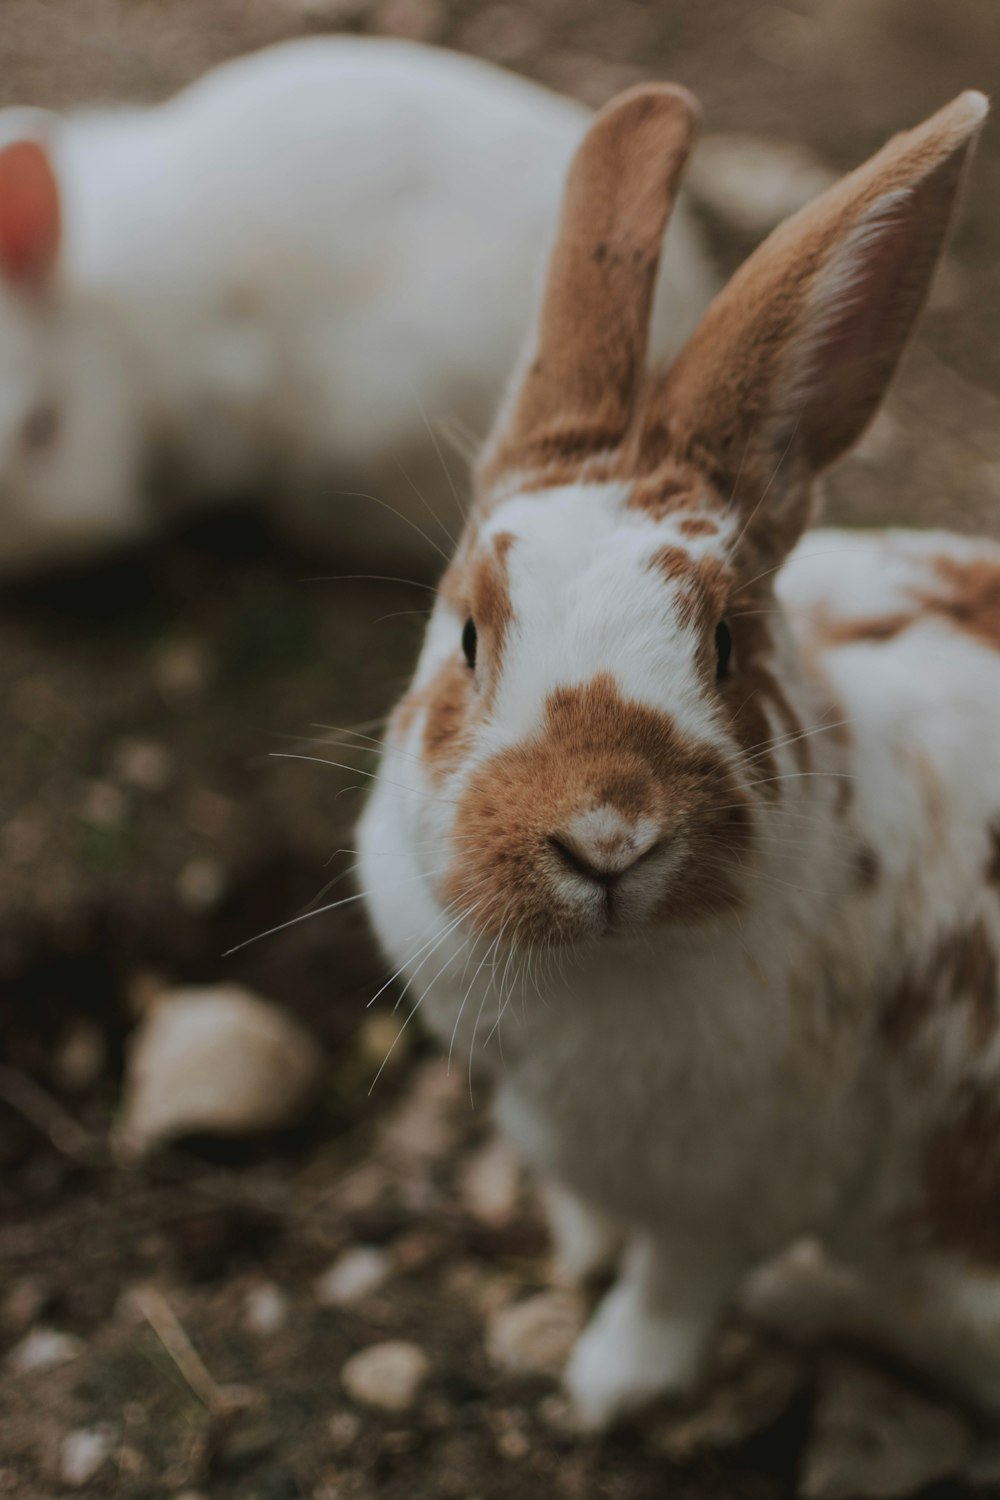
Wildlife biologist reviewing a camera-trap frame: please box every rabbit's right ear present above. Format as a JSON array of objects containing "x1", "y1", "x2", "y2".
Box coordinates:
[
  {"x1": 0, "y1": 138, "x2": 61, "y2": 290},
  {"x1": 645, "y1": 91, "x2": 987, "y2": 564},
  {"x1": 481, "y1": 83, "x2": 700, "y2": 489}
]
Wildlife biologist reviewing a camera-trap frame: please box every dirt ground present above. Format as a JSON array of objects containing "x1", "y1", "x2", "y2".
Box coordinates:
[{"x1": 2, "y1": 2, "x2": 1000, "y2": 1497}]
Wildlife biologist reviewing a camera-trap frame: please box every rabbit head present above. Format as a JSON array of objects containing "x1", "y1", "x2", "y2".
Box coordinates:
[
  {"x1": 0, "y1": 121, "x2": 145, "y2": 569},
  {"x1": 364, "y1": 84, "x2": 986, "y2": 951}
]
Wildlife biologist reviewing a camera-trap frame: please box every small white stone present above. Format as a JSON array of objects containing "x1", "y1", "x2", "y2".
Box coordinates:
[
  {"x1": 115, "y1": 984, "x2": 323, "y2": 1157},
  {"x1": 459, "y1": 1137, "x2": 521, "y2": 1227},
  {"x1": 357, "y1": 1013, "x2": 413, "y2": 1072},
  {"x1": 53, "y1": 1020, "x2": 106, "y2": 1093},
  {"x1": 113, "y1": 738, "x2": 173, "y2": 793},
  {"x1": 80, "y1": 780, "x2": 127, "y2": 828},
  {"x1": 175, "y1": 856, "x2": 227, "y2": 912},
  {"x1": 60, "y1": 1427, "x2": 113, "y2": 1487},
  {"x1": 2, "y1": 1277, "x2": 47, "y2": 1332},
  {"x1": 378, "y1": 1060, "x2": 461, "y2": 1165},
  {"x1": 341, "y1": 1341, "x2": 430, "y2": 1412},
  {"x1": 243, "y1": 1282, "x2": 289, "y2": 1336},
  {"x1": 153, "y1": 639, "x2": 210, "y2": 703},
  {"x1": 7, "y1": 1327, "x2": 83, "y2": 1373},
  {"x1": 484, "y1": 1291, "x2": 585, "y2": 1379},
  {"x1": 326, "y1": 1409, "x2": 362, "y2": 1451},
  {"x1": 315, "y1": 1247, "x2": 390, "y2": 1308}
]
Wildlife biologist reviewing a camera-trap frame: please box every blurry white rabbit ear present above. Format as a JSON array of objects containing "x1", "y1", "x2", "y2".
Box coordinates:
[{"x1": 0, "y1": 137, "x2": 61, "y2": 289}]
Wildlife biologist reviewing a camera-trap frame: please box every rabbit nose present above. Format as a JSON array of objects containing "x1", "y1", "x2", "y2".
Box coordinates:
[{"x1": 547, "y1": 806, "x2": 663, "y2": 887}]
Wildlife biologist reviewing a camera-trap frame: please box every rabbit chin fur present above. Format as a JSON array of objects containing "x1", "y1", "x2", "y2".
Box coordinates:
[
  {"x1": 358, "y1": 83, "x2": 1000, "y2": 1429},
  {"x1": 0, "y1": 38, "x2": 714, "y2": 574}
]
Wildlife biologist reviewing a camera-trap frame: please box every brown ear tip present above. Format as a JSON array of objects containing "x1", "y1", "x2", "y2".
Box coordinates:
[{"x1": 595, "y1": 81, "x2": 702, "y2": 142}]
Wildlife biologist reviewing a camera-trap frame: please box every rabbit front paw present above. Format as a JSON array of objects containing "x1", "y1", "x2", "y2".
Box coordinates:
[
  {"x1": 563, "y1": 1280, "x2": 710, "y2": 1430},
  {"x1": 544, "y1": 1181, "x2": 623, "y2": 1287}
]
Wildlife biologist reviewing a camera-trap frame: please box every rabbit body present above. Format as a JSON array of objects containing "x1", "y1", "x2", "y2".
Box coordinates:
[
  {"x1": 358, "y1": 84, "x2": 1000, "y2": 1427},
  {"x1": 0, "y1": 38, "x2": 714, "y2": 571}
]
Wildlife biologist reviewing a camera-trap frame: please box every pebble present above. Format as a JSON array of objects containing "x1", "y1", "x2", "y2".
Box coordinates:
[
  {"x1": 115, "y1": 983, "x2": 323, "y2": 1156},
  {"x1": 7, "y1": 1327, "x2": 83, "y2": 1374},
  {"x1": 316, "y1": 1246, "x2": 391, "y2": 1308},
  {"x1": 2, "y1": 1277, "x2": 47, "y2": 1333},
  {"x1": 60, "y1": 1427, "x2": 113, "y2": 1487},
  {"x1": 357, "y1": 1013, "x2": 412, "y2": 1073},
  {"x1": 326, "y1": 1409, "x2": 362, "y2": 1452},
  {"x1": 341, "y1": 1341, "x2": 430, "y2": 1412},
  {"x1": 152, "y1": 639, "x2": 210, "y2": 703},
  {"x1": 113, "y1": 737, "x2": 173, "y2": 792},
  {"x1": 458, "y1": 1136, "x2": 521, "y2": 1227},
  {"x1": 52, "y1": 1019, "x2": 106, "y2": 1092},
  {"x1": 243, "y1": 1282, "x2": 290, "y2": 1336},
  {"x1": 801, "y1": 1357, "x2": 971, "y2": 1500},
  {"x1": 175, "y1": 855, "x2": 227, "y2": 912},
  {"x1": 377, "y1": 1060, "x2": 462, "y2": 1165},
  {"x1": 80, "y1": 779, "x2": 127, "y2": 828},
  {"x1": 483, "y1": 1291, "x2": 585, "y2": 1379}
]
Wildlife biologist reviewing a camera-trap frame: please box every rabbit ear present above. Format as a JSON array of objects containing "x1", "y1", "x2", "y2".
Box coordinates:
[
  {"x1": 645, "y1": 91, "x2": 987, "y2": 558},
  {"x1": 0, "y1": 139, "x2": 61, "y2": 290},
  {"x1": 482, "y1": 83, "x2": 700, "y2": 488}
]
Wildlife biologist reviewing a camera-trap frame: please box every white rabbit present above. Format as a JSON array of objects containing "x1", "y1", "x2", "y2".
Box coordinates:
[
  {"x1": 0, "y1": 37, "x2": 715, "y2": 573},
  {"x1": 358, "y1": 83, "x2": 1000, "y2": 1428}
]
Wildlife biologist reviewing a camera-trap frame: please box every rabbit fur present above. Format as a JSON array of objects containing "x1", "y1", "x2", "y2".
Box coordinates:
[
  {"x1": 358, "y1": 83, "x2": 1000, "y2": 1428},
  {"x1": 0, "y1": 37, "x2": 714, "y2": 572}
]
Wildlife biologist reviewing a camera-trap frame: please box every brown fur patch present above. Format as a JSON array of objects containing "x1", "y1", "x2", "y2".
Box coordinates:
[
  {"x1": 678, "y1": 516, "x2": 720, "y2": 538},
  {"x1": 988, "y1": 822, "x2": 1000, "y2": 888},
  {"x1": 911, "y1": 1089, "x2": 1000, "y2": 1266},
  {"x1": 722, "y1": 605, "x2": 809, "y2": 792},
  {"x1": 929, "y1": 557, "x2": 1000, "y2": 652},
  {"x1": 442, "y1": 673, "x2": 752, "y2": 945},
  {"x1": 824, "y1": 613, "x2": 915, "y2": 646},
  {"x1": 469, "y1": 531, "x2": 515, "y2": 692},
  {"x1": 649, "y1": 545, "x2": 696, "y2": 585},
  {"x1": 421, "y1": 658, "x2": 475, "y2": 783},
  {"x1": 881, "y1": 918, "x2": 998, "y2": 1047},
  {"x1": 628, "y1": 458, "x2": 704, "y2": 521},
  {"x1": 855, "y1": 844, "x2": 881, "y2": 888}
]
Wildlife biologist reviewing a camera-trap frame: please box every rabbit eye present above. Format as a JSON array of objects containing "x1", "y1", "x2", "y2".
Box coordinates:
[
  {"x1": 462, "y1": 617, "x2": 478, "y2": 670},
  {"x1": 21, "y1": 399, "x2": 60, "y2": 453},
  {"x1": 715, "y1": 620, "x2": 733, "y2": 680}
]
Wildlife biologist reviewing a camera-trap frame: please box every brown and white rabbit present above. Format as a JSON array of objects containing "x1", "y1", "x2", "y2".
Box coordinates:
[{"x1": 357, "y1": 83, "x2": 1000, "y2": 1427}]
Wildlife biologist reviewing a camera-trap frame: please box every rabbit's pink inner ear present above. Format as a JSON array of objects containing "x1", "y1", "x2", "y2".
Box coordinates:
[
  {"x1": 0, "y1": 140, "x2": 61, "y2": 290},
  {"x1": 647, "y1": 89, "x2": 987, "y2": 556},
  {"x1": 481, "y1": 83, "x2": 700, "y2": 487}
]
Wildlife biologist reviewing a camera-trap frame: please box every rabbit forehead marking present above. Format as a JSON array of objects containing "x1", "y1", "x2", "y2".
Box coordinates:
[{"x1": 473, "y1": 480, "x2": 736, "y2": 751}]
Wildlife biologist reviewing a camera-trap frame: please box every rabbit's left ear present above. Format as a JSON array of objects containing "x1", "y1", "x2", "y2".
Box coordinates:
[
  {"x1": 645, "y1": 90, "x2": 987, "y2": 555},
  {"x1": 481, "y1": 83, "x2": 700, "y2": 488}
]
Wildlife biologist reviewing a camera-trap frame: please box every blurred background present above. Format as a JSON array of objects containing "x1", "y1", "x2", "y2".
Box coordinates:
[{"x1": 1, "y1": 2, "x2": 999, "y2": 1497}]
